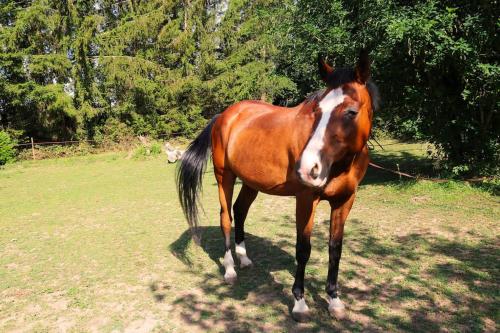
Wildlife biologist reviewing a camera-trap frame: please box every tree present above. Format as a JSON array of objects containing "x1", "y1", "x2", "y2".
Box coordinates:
[
  {"x1": 0, "y1": 0, "x2": 497, "y2": 176},
  {"x1": 0, "y1": 0, "x2": 294, "y2": 141},
  {"x1": 276, "y1": 0, "x2": 499, "y2": 176}
]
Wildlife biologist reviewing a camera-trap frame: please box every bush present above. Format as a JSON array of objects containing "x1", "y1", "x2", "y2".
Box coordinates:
[
  {"x1": 16, "y1": 142, "x2": 94, "y2": 160},
  {"x1": 93, "y1": 118, "x2": 135, "y2": 147},
  {"x1": 132, "y1": 141, "x2": 163, "y2": 159},
  {"x1": 0, "y1": 131, "x2": 17, "y2": 165},
  {"x1": 277, "y1": 0, "x2": 498, "y2": 177}
]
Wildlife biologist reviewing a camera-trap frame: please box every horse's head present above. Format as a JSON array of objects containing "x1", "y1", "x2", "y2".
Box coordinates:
[{"x1": 297, "y1": 50, "x2": 379, "y2": 188}]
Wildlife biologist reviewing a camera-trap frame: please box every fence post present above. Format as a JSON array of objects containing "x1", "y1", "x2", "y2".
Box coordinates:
[{"x1": 31, "y1": 137, "x2": 35, "y2": 160}]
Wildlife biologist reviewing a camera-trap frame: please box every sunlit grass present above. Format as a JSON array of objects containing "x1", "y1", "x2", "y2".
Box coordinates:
[{"x1": 0, "y1": 142, "x2": 498, "y2": 332}]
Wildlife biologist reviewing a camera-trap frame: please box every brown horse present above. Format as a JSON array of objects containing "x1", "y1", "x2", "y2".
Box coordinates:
[{"x1": 177, "y1": 50, "x2": 379, "y2": 322}]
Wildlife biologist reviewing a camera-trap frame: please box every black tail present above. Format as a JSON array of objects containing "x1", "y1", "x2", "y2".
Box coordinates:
[{"x1": 176, "y1": 115, "x2": 219, "y2": 244}]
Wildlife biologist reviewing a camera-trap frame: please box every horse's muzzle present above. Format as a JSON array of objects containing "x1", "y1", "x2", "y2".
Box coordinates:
[{"x1": 295, "y1": 163, "x2": 328, "y2": 189}]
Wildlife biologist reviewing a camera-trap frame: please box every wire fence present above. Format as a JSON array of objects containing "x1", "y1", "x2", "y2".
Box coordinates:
[
  {"x1": 11, "y1": 136, "x2": 494, "y2": 184},
  {"x1": 15, "y1": 132, "x2": 187, "y2": 147},
  {"x1": 14, "y1": 132, "x2": 189, "y2": 161},
  {"x1": 15, "y1": 139, "x2": 98, "y2": 147},
  {"x1": 16, "y1": 134, "x2": 431, "y2": 161}
]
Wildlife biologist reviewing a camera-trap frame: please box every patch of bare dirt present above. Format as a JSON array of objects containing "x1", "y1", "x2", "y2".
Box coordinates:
[
  {"x1": 123, "y1": 313, "x2": 158, "y2": 333},
  {"x1": 42, "y1": 292, "x2": 70, "y2": 311},
  {"x1": 483, "y1": 318, "x2": 496, "y2": 333},
  {"x1": 88, "y1": 316, "x2": 110, "y2": 333},
  {"x1": 410, "y1": 196, "x2": 431, "y2": 204},
  {"x1": 56, "y1": 316, "x2": 75, "y2": 332}
]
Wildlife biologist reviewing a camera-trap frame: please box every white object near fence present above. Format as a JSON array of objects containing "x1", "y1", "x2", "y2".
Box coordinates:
[{"x1": 165, "y1": 143, "x2": 184, "y2": 163}]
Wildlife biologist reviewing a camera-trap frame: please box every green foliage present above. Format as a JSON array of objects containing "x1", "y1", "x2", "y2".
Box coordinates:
[
  {"x1": 17, "y1": 143, "x2": 94, "y2": 161},
  {"x1": 0, "y1": 0, "x2": 294, "y2": 141},
  {"x1": 377, "y1": 1, "x2": 499, "y2": 176},
  {"x1": 150, "y1": 142, "x2": 163, "y2": 155},
  {"x1": 133, "y1": 141, "x2": 163, "y2": 159},
  {"x1": 0, "y1": 0, "x2": 497, "y2": 176},
  {"x1": 93, "y1": 118, "x2": 134, "y2": 145},
  {"x1": 0, "y1": 131, "x2": 16, "y2": 165},
  {"x1": 275, "y1": 0, "x2": 499, "y2": 177}
]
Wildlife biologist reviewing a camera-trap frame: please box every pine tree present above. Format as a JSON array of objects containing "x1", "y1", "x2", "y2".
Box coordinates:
[{"x1": 0, "y1": 0, "x2": 295, "y2": 141}]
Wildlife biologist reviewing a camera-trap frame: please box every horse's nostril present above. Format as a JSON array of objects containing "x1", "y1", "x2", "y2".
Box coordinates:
[{"x1": 310, "y1": 164, "x2": 320, "y2": 179}]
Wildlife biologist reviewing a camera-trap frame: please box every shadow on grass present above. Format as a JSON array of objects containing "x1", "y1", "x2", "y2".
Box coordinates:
[
  {"x1": 364, "y1": 150, "x2": 500, "y2": 195},
  {"x1": 363, "y1": 150, "x2": 435, "y2": 186},
  {"x1": 165, "y1": 220, "x2": 498, "y2": 332},
  {"x1": 167, "y1": 226, "x2": 294, "y2": 332},
  {"x1": 343, "y1": 220, "x2": 498, "y2": 332}
]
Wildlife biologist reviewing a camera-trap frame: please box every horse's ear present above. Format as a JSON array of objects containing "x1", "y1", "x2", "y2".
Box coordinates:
[
  {"x1": 318, "y1": 55, "x2": 334, "y2": 83},
  {"x1": 355, "y1": 49, "x2": 370, "y2": 84}
]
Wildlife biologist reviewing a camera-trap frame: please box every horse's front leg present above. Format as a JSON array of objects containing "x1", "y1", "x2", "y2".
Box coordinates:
[
  {"x1": 326, "y1": 194, "x2": 355, "y2": 320},
  {"x1": 291, "y1": 192, "x2": 320, "y2": 322}
]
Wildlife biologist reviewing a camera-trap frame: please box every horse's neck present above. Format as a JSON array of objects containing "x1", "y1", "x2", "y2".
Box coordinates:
[{"x1": 288, "y1": 101, "x2": 318, "y2": 157}]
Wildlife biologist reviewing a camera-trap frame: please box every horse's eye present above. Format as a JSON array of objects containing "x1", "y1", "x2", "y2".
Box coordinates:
[{"x1": 345, "y1": 109, "x2": 358, "y2": 118}]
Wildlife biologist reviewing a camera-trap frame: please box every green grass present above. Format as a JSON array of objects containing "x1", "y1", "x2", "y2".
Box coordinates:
[{"x1": 0, "y1": 144, "x2": 498, "y2": 332}]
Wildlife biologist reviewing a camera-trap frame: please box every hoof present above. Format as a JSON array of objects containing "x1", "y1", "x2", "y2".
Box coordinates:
[
  {"x1": 224, "y1": 271, "x2": 237, "y2": 285},
  {"x1": 236, "y1": 242, "x2": 253, "y2": 269},
  {"x1": 329, "y1": 307, "x2": 346, "y2": 320},
  {"x1": 239, "y1": 257, "x2": 253, "y2": 269},
  {"x1": 292, "y1": 310, "x2": 311, "y2": 323},
  {"x1": 240, "y1": 262, "x2": 253, "y2": 269},
  {"x1": 328, "y1": 296, "x2": 346, "y2": 320},
  {"x1": 223, "y1": 250, "x2": 237, "y2": 284},
  {"x1": 292, "y1": 298, "x2": 310, "y2": 322}
]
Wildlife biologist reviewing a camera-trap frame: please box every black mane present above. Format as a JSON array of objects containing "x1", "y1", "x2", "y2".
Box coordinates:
[
  {"x1": 366, "y1": 79, "x2": 381, "y2": 111},
  {"x1": 324, "y1": 67, "x2": 356, "y2": 89}
]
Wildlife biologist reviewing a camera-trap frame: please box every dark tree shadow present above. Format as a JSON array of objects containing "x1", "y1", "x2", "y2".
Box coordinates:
[
  {"x1": 362, "y1": 150, "x2": 436, "y2": 186},
  {"x1": 166, "y1": 226, "x2": 380, "y2": 332},
  {"x1": 341, "y1": 219, "x2": 499, "y2": 333},
  {"x1": 170, "y1": 226, "x2": 295, "y2": 299},
  {"x1": 163, "y1": 219, "x2": 498, "y2": 332}
]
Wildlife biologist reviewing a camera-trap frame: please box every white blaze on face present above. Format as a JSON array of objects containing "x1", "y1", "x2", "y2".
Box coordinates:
[{"x1": 298, "y1": 88, "x2": 346, "y2": 187}]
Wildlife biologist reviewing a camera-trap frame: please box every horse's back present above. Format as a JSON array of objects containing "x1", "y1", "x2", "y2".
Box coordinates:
[
  {"x1": 219, "y1": 100, "x2": 290, "y2": 123},
  {"x1": 212, "y1": 100, "x2": 297, "y2": 141}
]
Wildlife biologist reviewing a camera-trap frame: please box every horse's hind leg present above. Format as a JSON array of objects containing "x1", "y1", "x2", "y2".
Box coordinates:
[
  {"x1": 234, "y1": 184, "x2": 258, "y2": 268},
  {"x1": 215, "y1": 170, "x2": 237, "y2": 284}
]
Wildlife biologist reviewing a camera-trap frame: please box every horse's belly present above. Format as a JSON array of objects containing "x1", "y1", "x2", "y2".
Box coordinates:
[
  {"x1": 229, "y1": 149, "x2": 290, "y2": 191},
  {"x1": 227, "y1": 131, "x2": 298, "y2": 195}
]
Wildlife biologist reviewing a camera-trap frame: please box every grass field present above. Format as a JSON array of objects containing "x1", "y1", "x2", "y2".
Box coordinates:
[{"x1": 0, "y1": 143, "x2": 498, "y2": 332}]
